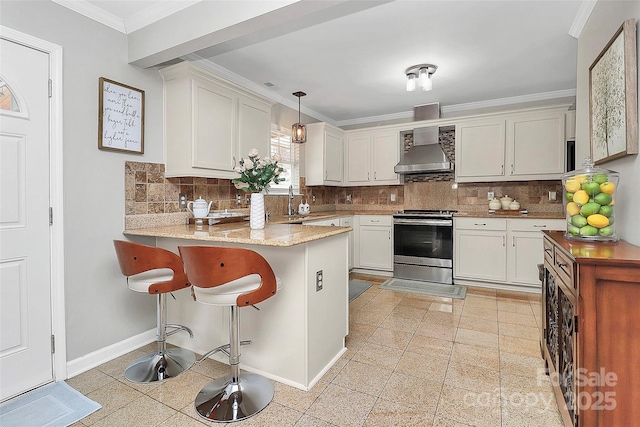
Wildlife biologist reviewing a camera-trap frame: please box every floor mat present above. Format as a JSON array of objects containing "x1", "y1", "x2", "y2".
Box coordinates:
[
  {"x1": 380, "y1": 278, "x2": 467, "y2": 299},
  {"x1": 0, "y1": 381, "x2": 101, "y2": 427},
  {"x1": 349, "y1": 280, "x2": 372, "y2": 302}
]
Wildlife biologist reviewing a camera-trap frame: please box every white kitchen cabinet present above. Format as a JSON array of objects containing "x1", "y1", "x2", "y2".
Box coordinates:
[
  {"x1": 345, "y1": 130, "x2": 400, "y2": 186},
  {"x1": 454, "y1": 217, "x2": 566, "y2": 291},
  {"x1": 354, "y1": 215, "x2": 393, "y2": 271},
  {"x1": 455, "y1": 107, "x2": 567, "y2": 183},
  {"x1": 305, "y1": 123, "x2": 344, "y2": 186},
  {"x1": 340, "y1": 216, "x2": 354, "y2": 270},
  {"x1": 160, "y1": 62, "x2": 272, "y2": 179}
]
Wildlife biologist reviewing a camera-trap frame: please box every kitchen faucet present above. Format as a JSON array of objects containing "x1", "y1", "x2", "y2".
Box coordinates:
[{"x1": 287, "y1": 185, "x2": 296, "y2": 216}]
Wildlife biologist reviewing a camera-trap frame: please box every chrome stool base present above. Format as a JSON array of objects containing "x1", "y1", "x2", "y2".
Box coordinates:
[
  {"x1": 194, "y1": 372, "x2": 274, "y2": 422},
  {"x1": 124, "y1": 347, "x2": 195, "y2": 383}
]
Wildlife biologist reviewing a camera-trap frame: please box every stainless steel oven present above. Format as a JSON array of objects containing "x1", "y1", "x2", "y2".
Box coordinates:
[{"x1": 393, "y1": 210, "x2": 455, "y2": 284}]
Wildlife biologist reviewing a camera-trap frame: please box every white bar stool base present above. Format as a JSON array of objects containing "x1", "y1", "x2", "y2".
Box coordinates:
[
  {"x1": 124, "y1": 347, "x2": 195, "y2": 383},
  {"x1": 194, "y1": 372, "x2": 274, "y2": 422}
]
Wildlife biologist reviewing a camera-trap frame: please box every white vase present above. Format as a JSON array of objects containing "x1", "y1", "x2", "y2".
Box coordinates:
[{"x1": 250, "y1": 193, "x2": 265, "y2": 230}]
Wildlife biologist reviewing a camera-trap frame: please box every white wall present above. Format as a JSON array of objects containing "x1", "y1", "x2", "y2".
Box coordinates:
[
  {"x1": 576, "y1": 2, "x2": 640, "y2": 246},
  {"x1": 1, "y1": 1, "x2": 163, "y2": 360}
]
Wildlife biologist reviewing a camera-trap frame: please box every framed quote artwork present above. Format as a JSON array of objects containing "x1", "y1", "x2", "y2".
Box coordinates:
[
  {"x1": 589, "y1": 18, "x2": 638, "y2": 165},
  {"x1": 98, "y1": 77, "x2": 145, "y2": 154}
]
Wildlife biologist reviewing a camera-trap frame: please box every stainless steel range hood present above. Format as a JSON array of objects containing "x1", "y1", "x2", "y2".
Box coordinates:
[{"x1": 394, "y1": 104, "x2": 453, "y2": 174}]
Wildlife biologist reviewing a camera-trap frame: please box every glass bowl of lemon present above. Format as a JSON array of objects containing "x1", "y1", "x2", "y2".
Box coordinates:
[{"x1": 563, "y1": 157, "x2": 619, "y2": 242}]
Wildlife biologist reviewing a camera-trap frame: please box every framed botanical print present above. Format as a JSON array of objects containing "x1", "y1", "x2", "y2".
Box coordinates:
[
  {"x1": 589, "y1": 19, "x2": 638, "y2": 165},
  {"x1": 98, "y1": 77, "x2": 145, "y2": 154}
]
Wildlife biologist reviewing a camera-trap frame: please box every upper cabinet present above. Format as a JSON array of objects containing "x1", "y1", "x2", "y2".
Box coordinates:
[
  {"x1": 345, "y1": 129, "x2": 400, "y2": 186},
  {"x1": 305, "y1": 122, "x2": 344, "y2": 186},
  {"x1": 160, "y1": 63, "x2": 273, "y2": 179},
  {"x1": 455, "y1": 107, "x2": 567, "y2": 182}
]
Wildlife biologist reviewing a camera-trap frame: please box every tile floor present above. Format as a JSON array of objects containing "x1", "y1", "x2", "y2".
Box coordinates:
[{"x1": 67, "y1": 274, "x2": 563, "y2": 427}]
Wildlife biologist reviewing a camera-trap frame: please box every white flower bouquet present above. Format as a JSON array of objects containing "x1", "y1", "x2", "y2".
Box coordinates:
[{"x1": 232, "y1": 148, "x2": 286, "y2": 193}]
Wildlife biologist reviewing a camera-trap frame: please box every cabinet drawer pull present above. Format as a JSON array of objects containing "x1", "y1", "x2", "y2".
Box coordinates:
[
  {"x1": 474, "y1": 223, "x2": 487, "y2": 226},
  {"x1": 371, "y1": 220, "x2": 380, "y2": 223},
  {"x1": 558, "y1": 262, "x2": 568, "y2": 268},
  {"x1": 534, "y1": 225, "x2": 547, "y2": 228},
  {"x1": 544, "y1": 248, "x2": 552, "y2": 255},
  {"x1": 502, "y1": 236, "x2": 505, "y2": 246}
]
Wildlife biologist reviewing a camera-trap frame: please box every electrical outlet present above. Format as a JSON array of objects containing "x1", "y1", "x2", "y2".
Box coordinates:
[
  {"x1": 316, "y1": 270, "x2": 323, "y2": 292},
  {"x1": 549, "y1": 191, "x2": 557, "y2": 201},
  {"x1": 390, "y1": 193, "x2": 397, "y2": 202},
  {"x1": 346, "y1": 194, "x2": 352, "y2": 203},
  {"x1": 179, "y1": 194, "x2": 187, "y2": 209},
  {"x1": 236, "y1": 194, "x2": 242, "y2": 205},
  {"x1": 488, "y1": 191, "x2": 494, "y2": 201},
  {"x1": 312, "y1": 195, "x2": 316, "y2": 203}
]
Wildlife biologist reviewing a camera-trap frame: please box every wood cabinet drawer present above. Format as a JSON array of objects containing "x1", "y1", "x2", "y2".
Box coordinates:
[
  {"x1": 358, "y1": 215, "x2": 392, "y2": 226},
  {"x1": 455, "y1": 217, "x2": 506, "y2": 231},
  {"x1": 543, "y1": 237, "x2": 554, "y2": 266},
  {"x1": 554, "y1": 248, "x2": 575, "y2": 289}
]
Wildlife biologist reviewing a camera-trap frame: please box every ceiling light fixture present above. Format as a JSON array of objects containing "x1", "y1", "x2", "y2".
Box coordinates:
[
  {"x1": 405, "y1": 64, "x2": 437, "y2": 92},
  {"x1": 292, "y1": 91, "x2": 307, "y2": 143}
]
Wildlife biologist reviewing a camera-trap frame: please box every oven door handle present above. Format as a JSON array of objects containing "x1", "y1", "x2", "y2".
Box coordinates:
[{"x1": 393, "y1": 218, "x2": 453, "y2": 226}]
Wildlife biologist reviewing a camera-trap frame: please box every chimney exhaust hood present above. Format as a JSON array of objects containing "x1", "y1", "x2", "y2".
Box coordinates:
[{"x1": 394, "y1": 103, "x2": 454, "y2": 174}]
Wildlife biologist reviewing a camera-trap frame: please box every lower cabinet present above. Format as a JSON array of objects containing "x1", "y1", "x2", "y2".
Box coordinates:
[
  {"x1": 541, "y1": 231, "x2": 640, "y2": 427},
  {"x1": 353, "y1": 215, "x2": 393, "y2": 272},
  {"x1": 454, "y1": 217, "x2": 565, "y2": 290},
  {"x1": 303, "y1": 216, "x2": 353, "y2": 270}
]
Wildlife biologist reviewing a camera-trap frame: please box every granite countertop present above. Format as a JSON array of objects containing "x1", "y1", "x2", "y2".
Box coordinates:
[
  {"x1": 123, "y1": 222, "x2": 351, "y2": 247},
  {"x1": 267, "y1": 210, "x2": 396, "y2": 224},
  {"x1": 454, "y1": 210, "x2": 564, "y2": 219}
]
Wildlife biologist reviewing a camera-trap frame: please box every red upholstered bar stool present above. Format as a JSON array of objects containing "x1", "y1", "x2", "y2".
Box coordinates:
[
  {"x1": 178, "y1": 245, "x2": 279, "y2": 423},
  {"x1": 113, "y1": 240, "x2": 196, "y2": 383}
]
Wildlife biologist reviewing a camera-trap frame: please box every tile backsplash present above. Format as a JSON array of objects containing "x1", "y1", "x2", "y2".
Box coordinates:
[{"x1": 125, "y1": 161, "x2": 561, "y2": 216}]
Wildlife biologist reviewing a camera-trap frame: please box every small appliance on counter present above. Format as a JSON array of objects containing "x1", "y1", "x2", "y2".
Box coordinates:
[{"x1": 562, "y1": 157, "x2": 619, "y2": 242}]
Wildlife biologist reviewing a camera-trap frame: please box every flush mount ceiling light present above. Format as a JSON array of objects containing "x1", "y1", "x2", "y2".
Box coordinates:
[
  {"x1": 292, "y1": 91, "x2": 307, "y2": 143},
  {"x1": 405, "y1": 64, "x2": 437, "y2": 92}
]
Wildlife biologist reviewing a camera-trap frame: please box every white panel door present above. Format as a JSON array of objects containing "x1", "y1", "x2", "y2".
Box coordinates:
[
  {"x1": 346, "y1": 133, "x2": 371, "y2": 184},
  {"x1": 0, "y1": 38, "x2": 53, "y2": 401}
]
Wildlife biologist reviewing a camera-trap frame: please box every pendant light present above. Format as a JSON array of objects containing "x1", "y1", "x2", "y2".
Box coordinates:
[
  {"x1": 292, "y1": 91, "x2": 306, "y2": 143},
  {"x1": 405, "y1": 64, "x2": 437, "y2": 92}
]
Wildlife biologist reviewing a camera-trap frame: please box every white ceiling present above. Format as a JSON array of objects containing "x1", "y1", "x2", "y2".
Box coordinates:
[{"x1": 54, "y1": 0, "x2": 590, "y2": 126}]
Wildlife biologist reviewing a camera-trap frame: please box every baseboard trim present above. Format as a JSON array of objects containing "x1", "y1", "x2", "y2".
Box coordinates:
[{"x1": 66, "y1": 329, "x2": 156, "y2": 379}]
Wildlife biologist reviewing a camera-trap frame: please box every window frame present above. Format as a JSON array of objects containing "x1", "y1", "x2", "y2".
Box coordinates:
[{"x1": 268, "y1": 125, "x2": 300, "y2": 195}]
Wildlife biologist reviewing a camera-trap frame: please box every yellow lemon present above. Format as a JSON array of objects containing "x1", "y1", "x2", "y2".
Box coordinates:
[
  {"x1": 564, "y1": 180, "x2": 580, "y2": 192},
  {"x1": 587, "y1": 214, "x2": 609, "y2": 228},
  {"x1": 566, "y1": 202, "x2": 580, "y2": 216},
  {"x1": 610, "y1": 198, "x2": 615, "y2": 206},
  {"x1": 600, "y1": 181, "x2": 616, "y2": 195},
  {"x1": 573, "y1": 190, "x2": 589, "y2": 206},
  {"x1": 573, "y1": 174, "x2": 587, "y2": 184}
]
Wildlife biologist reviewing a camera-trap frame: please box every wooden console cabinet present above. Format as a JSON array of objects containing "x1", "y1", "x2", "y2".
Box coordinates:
[{"x1": 541, "y1": 231, "x2": 640, "y2": 427}]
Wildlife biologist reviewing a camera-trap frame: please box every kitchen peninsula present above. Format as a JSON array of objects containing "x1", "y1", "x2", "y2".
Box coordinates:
[{"x1": 124, "y1": 222, "x2": 350, "y2": 391}]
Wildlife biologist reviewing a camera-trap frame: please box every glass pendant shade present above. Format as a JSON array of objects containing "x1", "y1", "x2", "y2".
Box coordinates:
[
  {"x1": 406, "y1": 74, "x2": 416, "y2": 91},
  {"x1": 422, "y1": 73, "x2": 432, "y2": 91},
  {"x1": 292, "y1": 123, "x2": 306, "y2": 143}
]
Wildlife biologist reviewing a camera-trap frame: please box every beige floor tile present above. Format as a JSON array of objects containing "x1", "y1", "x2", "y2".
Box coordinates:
[
  {"x1": 273, "y1": 380, "x2": 328, "y2": 412},
  {"x1": 402, "y1": 292, "x2": 436, "y2": 302},
  {"x1": 90, "y1": 394, "x2": 176, "y2": 427},
  {"x1": 444, "y1": 360, "x2": 500, "y2": 394},
  {"x1": 429, "y1": 302, "x2": 454, "y2": 313},
  {"x1": 466, "y1": 287, "x2": 497, "y2": 297},
  {"x1": 450, "y1": 343, "x2": 500, "y2": 372},
  {"x1": 83, "y1": 380, "x2": 145, "y2": 425},
  {"x1": 379, "y1": 372, "x2": 443, "y2": 414},
  {"x1": 498, "y1": 322, "x2": 540, "y2": 341},
  {"x1": 497, "y1": 300, "x2": 534, "y2": 315},
  {"x1": 397, "y1": 297, "x2": 434, "y2": 309},
  {"x1": 379, "y1": 315, "x2": 421, "y2": 334},
  {"x1": 352, "y1": 342, "x2": 404, "y2": 370},
  {"x1": 342, "y1": 337, "x2": 366, "y2": 361},
  {"x1": 370, "y1": 290, "x2": 405, "y2": 305},
  {"x1": 454, "y1": 328, "x2": 499, "y2": 350},
  {"x1": 499, "y1": 352, "x2": 546, "y2": 379},
  {"x1": 332, "y1": 360, "x2": 393, "y2": 397},
  {"x1": 497, "y1": 311, "x2": 538, "y2": 327},
  {"x1": 348, "y1": 322, "x2": 378, "y2": 341},
  {"x1": 435, "y1": 385, "x2": 501, "y2": 427},
  {"x1": 294, "y1": 414, "x2": 338, "y2": 427},
  {"x1": 499, "y1": 335, "x2": 542, "y2": 358},
  {"x1": 457, "y1": 316, "x2": 498, "y2": 334},
  {"x1": 501, "y1": 403, "x2": 564, "y2": 427},
  {"x1": 319, "y1": 358, "x2": 347, "y2": 383},
  {"x1": 496, "y1": 290, "x2": 531, "y2": 301},
  {"x1": 500, "y1": 372, "x2": 556, "y2": 411},
  {"x1": 388, "y1": 304, "x2": 429, "y2": 321},
  {"x1": 368, "y1": 327, "x2": 414, "y2": 350},
  {"x1": 415, "y1": 321, "x2": 457, "y2": 341},
  {"x1": 406, "y1": 335, "x2": 454, "y2": 359},
  {"x1": 431, "y1": 416, "x2": 475, "y2": 426},
  {"x1": 363, "y1": 300, "x2": 398, "y2": 316},
  {"x1": 189, "y1": 358, "x2": 230, "y2": 379},
  {"x1": 350, "y1": 310, "x2": 388, "y2": 328},
  {"x1": 422, "y1": 311, "x2": 461, "y2": 327},
  {"x1": 349, "y1": 297, "x2": 370, "y2": 312},
  {"x1": 147, "y1": 370, "x2": 220, "y2": 410},
  {"x1": 96, "y1": 348, "x2": 148, "y2": 378},
  {"x1": 363, "y1": 397, "x2": 435, "y2": 426},
  {"x1": 395, "y1": 351, "x2": 449, "y2": 383},
  {"x1": 157, "y1": 410, "x2": 209, "y2": 426},
  {"x1": 305, "y1": 383, "x2": 377, "y2": 427},
  {"x1": 66, "y1": 368, "x2": 116, "y2": 396},
  {"x1": 236, "y1": 401, "x2": 303, "y2": 426},
  {"x1": 459, "y1": 306, "x2": 498, "y2": 322},
  {"x1": 463, "y1": 296, "x2": 497, "y2": 310}
]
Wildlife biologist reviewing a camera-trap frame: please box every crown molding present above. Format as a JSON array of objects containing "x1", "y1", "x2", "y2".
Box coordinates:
[
  {"x1": 335, "y1": 89, "x2": 577, "y2": 127},
  {"x1": 52, "y1": 0, "x2": 125, "y2": 33},
  {"x1": 180, "y1": 54, "x2": 338, "y2": 126},
  {"x1": 569, "y1": 0, "x2": 597, "y2": 39}
]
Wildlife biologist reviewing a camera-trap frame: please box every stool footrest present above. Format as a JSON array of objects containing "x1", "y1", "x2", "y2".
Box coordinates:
[
  {"x1": 197, "y1": 340, "x2": 252, "y2": 364},
  {"x1": 165, "y1": 323, "x2": 194, "y2": 338}
]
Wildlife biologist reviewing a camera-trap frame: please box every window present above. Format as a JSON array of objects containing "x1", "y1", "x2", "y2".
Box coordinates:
[{"x1": 269, "y1": 125, "x2": 300, "y2": 195}]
